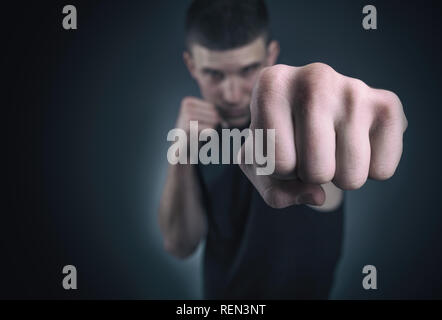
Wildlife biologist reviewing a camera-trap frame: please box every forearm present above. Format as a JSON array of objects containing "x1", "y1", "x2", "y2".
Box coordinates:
[{"x1": 158, "y1": 163, "x2": 207, "y2": 258}]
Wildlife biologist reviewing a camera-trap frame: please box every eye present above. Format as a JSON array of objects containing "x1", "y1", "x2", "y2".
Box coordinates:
[
  {"x1": 241, "y1": 64, "x2": 260, "y2": 77},
  {"x1": 207, "y1": 70, "x2": 224, "y2": 82}
]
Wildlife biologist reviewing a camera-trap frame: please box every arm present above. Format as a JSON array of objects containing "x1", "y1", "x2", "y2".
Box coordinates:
[
  {"x1": 158, "y1": 97, "x2": 220, "y2": 259},
  {"x1": 158, "y1": 162, "x2": 207, "y2": 259}
]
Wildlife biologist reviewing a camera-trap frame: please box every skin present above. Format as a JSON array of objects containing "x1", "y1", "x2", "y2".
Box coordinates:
[
  {"x1": 182, "y1": 37, "x2": 278, "y2": 128},
  {"x1": 239, "y1": 63, "x2": 407, "y2": 208}
]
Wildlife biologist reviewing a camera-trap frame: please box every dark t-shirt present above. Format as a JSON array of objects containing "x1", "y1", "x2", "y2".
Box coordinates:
[{"x1": 196, "y1": 132, "x2": 344, "y2": 299}]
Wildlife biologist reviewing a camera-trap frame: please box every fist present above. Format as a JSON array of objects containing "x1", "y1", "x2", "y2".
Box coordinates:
[
  {"x1": 239, "y1": 63, "x2": 408, "y2": 209},
  {"x1": 176, "y1": 97, "x2": 221, "y2": 134}
]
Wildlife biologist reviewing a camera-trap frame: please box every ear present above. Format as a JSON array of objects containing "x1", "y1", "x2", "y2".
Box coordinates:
[
  {"x1": 265, "y1": 40, "x2": 280, "y2": 66},
  {"x1": 183, "y1": 51, "x2": 197, "y2": 79}
]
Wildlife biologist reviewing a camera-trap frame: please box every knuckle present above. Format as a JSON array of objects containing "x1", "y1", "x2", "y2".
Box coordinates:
[
  {"x1": 348, "y1": 78, "x2": 368, "y2": 93},
  {"x1": 374, "y1": 89, "x2": 404, "y2": 125},
  {"x1": 257, "y1": 64, "x2": 292, "y2": 91},
  {"x1": 295, "y1": 63, "x2": 338, "y2": 114},
  {"x1": 256, "y1": 66, "x2": 273, "y2": 89},
  {"x1": 181, "y1": 97, "x2": 194, "y2": 110},
  {"x1": 252, "y1": 64, "x2": 293, "y2": 116},
  {"x1": 383, "y1": 89, "x2": 401, "y2": 107},
  {"x1": 299, "y1": 63, "x2": 336, "y2": 90},
  {"x1": 305, "y1": 62, "x2": 335, "y2": 76}
]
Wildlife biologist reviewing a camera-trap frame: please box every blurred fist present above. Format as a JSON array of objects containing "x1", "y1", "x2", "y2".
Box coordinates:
[{"x1": 176, "y1": 97, "x2": 221, "y2": 134}]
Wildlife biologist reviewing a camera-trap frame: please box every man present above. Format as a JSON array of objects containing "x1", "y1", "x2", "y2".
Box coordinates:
[{"x1": 158, "y1": 0, "x2": 407, "y2": 299}]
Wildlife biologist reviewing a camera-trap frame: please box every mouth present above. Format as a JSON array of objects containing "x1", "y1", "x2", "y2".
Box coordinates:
[{"x1": 217, "y1": 106, "x2": 250, "y2": 119}]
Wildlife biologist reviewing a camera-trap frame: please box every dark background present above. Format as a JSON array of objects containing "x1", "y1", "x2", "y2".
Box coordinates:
[{"x1": 2, "y1": 0, "x2": 442, "y2": 299}]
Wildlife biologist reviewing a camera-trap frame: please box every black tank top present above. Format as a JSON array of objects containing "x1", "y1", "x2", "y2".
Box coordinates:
[{"x1": 196, "y1": 128, "x2": 345, "y2": 299}]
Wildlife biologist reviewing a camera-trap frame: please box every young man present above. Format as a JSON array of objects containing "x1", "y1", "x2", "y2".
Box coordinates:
[{"x1": 158, "y1": 0, "x2": 407, "y2": 299}]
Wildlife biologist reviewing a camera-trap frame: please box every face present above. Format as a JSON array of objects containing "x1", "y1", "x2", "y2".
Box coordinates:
[{"x1": 184, "y1": 37, "x2": 280, "y2": 128}]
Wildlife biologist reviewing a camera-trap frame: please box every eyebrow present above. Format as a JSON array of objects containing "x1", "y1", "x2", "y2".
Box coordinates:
[
  {"x1": 240, "y1": 62, "x2": 262, "y2": 72},
  {"x1": 201, "y1": 62, "x2": 262, "y2": 74},
  {"x1": 202, "y1": 67, "x2": 223, "y2": 74}
]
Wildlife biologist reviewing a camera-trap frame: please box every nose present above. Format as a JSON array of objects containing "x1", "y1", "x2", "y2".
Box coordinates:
[{"x1": 222, "y1": 78, "x2": 242, "y2": 105}]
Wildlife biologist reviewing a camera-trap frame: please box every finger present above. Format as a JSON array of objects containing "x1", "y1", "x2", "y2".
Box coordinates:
[
  {"x1": 187, "y1": 105, "x2": 220, "y2": 120},
  {"x1": 239, "y1": 151, "x2": 325, "y2": 208},
  {"x1": 250, "y1": 66, "x2": 297, "y2": 178},
  {"x1": 185, "y1": 97, "x2": 219, "y2": 113},
  {"x1": 368, "y1": 89, "x2": 407, "y2": 180},
  {"x1": 182, "y1": 97, "x2": 220, "y2": 120},
  {"x1": 294, "y1": 106, "x2": 336, "y2": 184},
  {"x1": 186, "y1": 104, "x2": 221, "y2": 123},
  {"x1": 187, "y1": 100, "x2": 218, "y2": 113},
  {"x1": 307, "y1": 182, "x2": 343, "y2": 212},
  {"x1": 188, "y1": 113, "x2": 220, "y2": 125},
  {"x1": 333, "y1": 120, "x2": 371, "y2": 190}
]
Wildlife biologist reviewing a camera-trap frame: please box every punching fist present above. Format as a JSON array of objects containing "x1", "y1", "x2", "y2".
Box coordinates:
[
  {"x1": 239, "y1": 63, "x2": 408, "y2": 209},
  {"x1": 176, "y1": 97, "x2": 221, "y2": 134}
]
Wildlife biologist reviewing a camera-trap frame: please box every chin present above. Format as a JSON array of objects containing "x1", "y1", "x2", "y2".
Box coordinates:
[{"x1": 226, "y1": 115, "x2": 251, "y2": 129}]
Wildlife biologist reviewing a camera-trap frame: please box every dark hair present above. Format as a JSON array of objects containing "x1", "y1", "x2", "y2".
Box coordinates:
[{"x1": 185, "y1": 0, "x2": 270, "y2": 51}]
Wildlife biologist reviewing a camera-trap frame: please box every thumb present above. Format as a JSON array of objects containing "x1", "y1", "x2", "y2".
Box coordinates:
[
  {"x1": 261, "y1": 179, "x2": 325, "y2": 208},
  {"x1": 295, "y1": 185, "x2": 326, "y2": 206}
]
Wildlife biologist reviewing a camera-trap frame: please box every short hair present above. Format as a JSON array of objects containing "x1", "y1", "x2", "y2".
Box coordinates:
[{"x1": 185, "y1": 0, "x2": 270, "y2": 51}]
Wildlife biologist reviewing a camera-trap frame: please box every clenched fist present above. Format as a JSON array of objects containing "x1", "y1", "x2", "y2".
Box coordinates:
[
  {"x1": 239, "y1": 63, "x2": 408, "y2": 209},
  {"x1": 176, "y1": 97, "x2": 221, "y2": 134}
]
